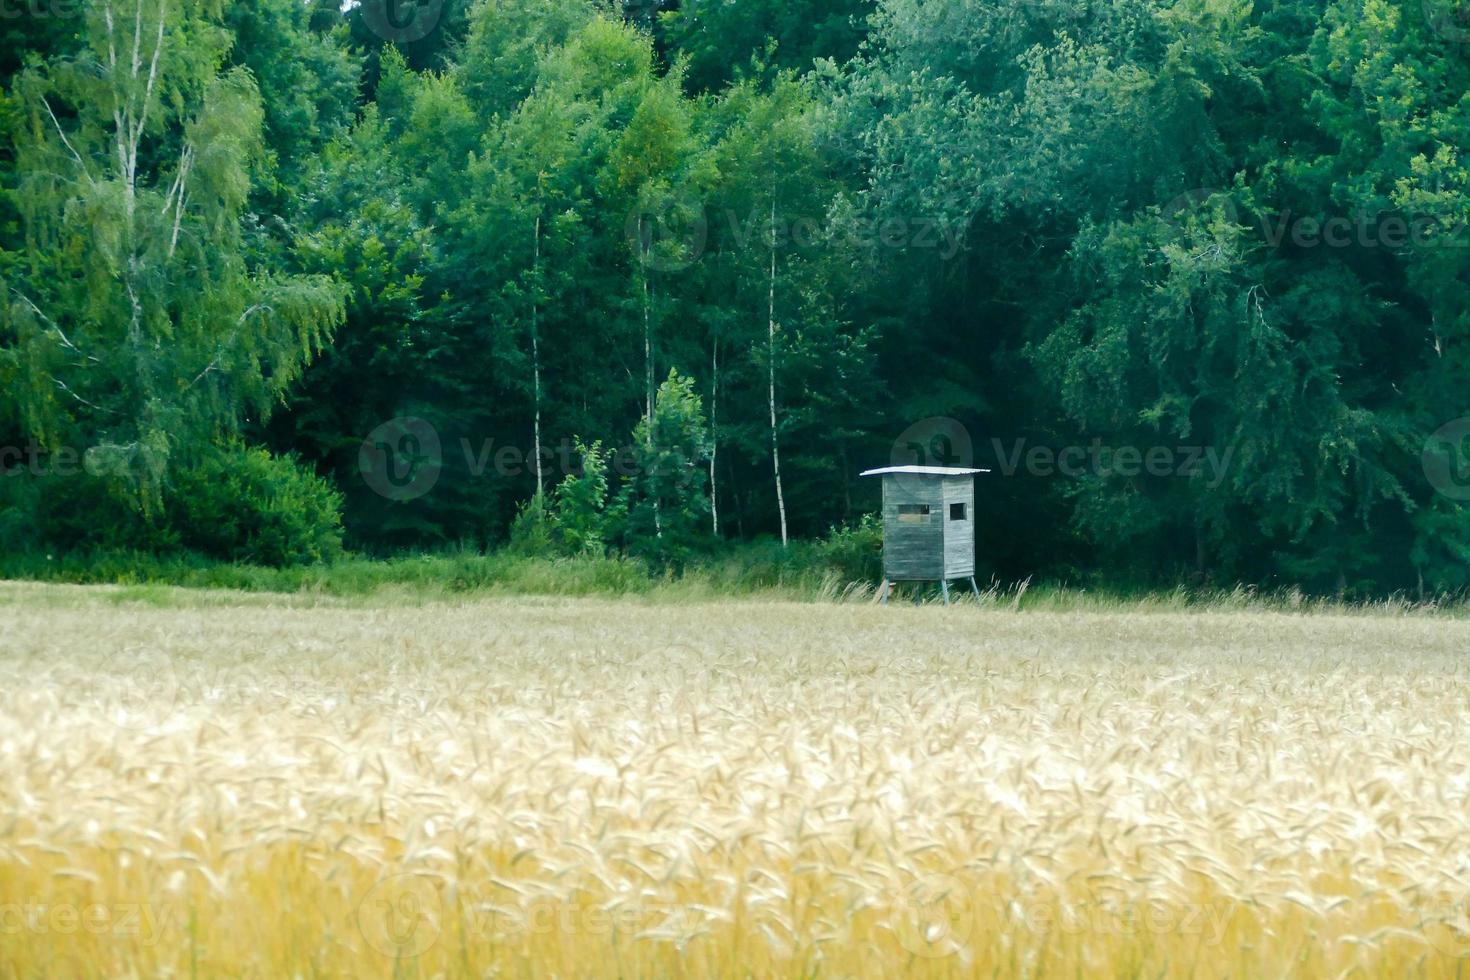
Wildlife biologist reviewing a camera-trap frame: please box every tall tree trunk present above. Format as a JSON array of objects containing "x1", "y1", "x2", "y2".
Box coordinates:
[
  {"x1": 639, "y1": 218, "x2": 660, "y2": 538},
  {"x1": 531, "y1": 212, "x2": 544, "y2": 500},
  {"x1": 768, "y1": 198, "x2": 788, "y2": 547},
  {"x1": 641, "y1": 216, "x2": 654, "y2": 422},
  {"x1": 709, "y1": 338, "x2": 719, "y2": 536},
  {"x1": 105, "y1": 0, "x2": 168, "y2": 502}
]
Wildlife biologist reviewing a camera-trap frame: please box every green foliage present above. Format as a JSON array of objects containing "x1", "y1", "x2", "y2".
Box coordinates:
[
  {"x1": 3, "y1": 0, "x2": 1468, "y2": 597},
  {"x1": 825, "y1": 0, "x2": 1470, "y2": 592},
  {"x1": 812, "y1": 514, "x2": 884, "y2": 584},
  {"x1": 657, "y1": 0, "x2": 874, "y2": 93},
  {"x1": 553, "y1": 439, "x2": 613, "y2": 556},
  {"x1": 224, "y1": 0, "x2": 359, "y2": 204},
  {"x1": 457, "y1": 0, "x2": 595, "y2": 117},
  {"x1": 0, "y1": 440, "x2": 342, "y2": 567},
  {"x1": 167, "y1": 443, "x2": 344, "y2": 567},
  {"x1": 2, "y1": 0, "x2": 345, "y2": 516},
  {"x1": 0, "y1": 462, "x2": 172, "y2": 555},
  {"x1": 507, "y1": 492, "x2": 557, "y2": 557},
  {"x1": 619, "y1": 370, "x2": 714, "y2": 567}
]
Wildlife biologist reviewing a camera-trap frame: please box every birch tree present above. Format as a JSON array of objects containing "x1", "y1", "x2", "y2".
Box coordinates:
[
  {"x1": 709, "y1": 74, "x2": 826, "y2": 546},
  {"x1": 467, "y1": 71, "x2": 602, "y2": 504},
  {"x1": 607, "y1": 59, "x2": 713, "y2": 538},
  {"x1": 767, "y1": 197, "x2": 788, "y2": 546},
  {"x1": 2, "y1": 0, "x2": 343, "y2": 512}
]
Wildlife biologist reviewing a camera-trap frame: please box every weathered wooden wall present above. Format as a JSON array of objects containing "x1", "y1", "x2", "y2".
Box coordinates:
[
  {"x1": 880, "y1": 473, "x2": 976, "y2": 582},
  {"x1": 941, "y1": 475, "x2": 975, "y2": 578},
  {"x1": 881, "y1": 475, "x2": 945, "y2": 580}
]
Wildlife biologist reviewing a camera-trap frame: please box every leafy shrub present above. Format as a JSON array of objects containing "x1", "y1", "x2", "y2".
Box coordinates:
[
  {"x1": 167, "y1": 443, "x2": 344, "y2": 566},
  {"x1": 552, "y1": 438, "x2": 613, "y2": 556},
  {"x1": 4, "y1": 462, "x2": 170, "y2": 553},
  {"x1": 616, "y1": 370, "x2": 713, "y2": 568},
  {"x1": 813, "y1": 514, "x2": 883, "y2": 583},
  {"x1": 507, "y1": 492, "x2": 556, "y2": 556}
]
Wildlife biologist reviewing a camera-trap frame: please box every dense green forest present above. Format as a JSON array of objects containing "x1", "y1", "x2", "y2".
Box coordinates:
[{"x1": 2, "y1": 0, "x2": 1468, "y2": 596}]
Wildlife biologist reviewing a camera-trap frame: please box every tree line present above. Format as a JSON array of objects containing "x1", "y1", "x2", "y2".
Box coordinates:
[{"x1": 2, "y1": 0, "x2": 1468, "y2": 596}]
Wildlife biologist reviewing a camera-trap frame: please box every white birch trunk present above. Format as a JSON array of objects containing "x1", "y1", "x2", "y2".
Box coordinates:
[
  {"x1": 639, "y1": 217, "x2": 661, "y2": 539},
  {"x1": 709, "y1": 339, "x2": 719, "y2": 536},
  {"x1": 531, "y1": 212, "x2": 544, "y2": 500},
  {"x1": 768, "y1": 198, "x2": 788, "y2": 547}
]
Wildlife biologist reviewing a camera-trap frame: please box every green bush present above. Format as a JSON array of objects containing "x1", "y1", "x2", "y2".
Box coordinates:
[
  {"x1": 616, "y1": 370, "x2": 713, "y2": 569},
  {"x1": 166, "y1": 443, "x2": 344, "y2": 566},
  {"x1": 507, "y1": 492, "x2": 556, "y2": 556},
  {"x1": 813, "y1": 514, "x2": 884, "y2": 583},
  {"x1": 3, "y1": 463, "x2": 170, "y2": 554},
  {"x1": 551, "y1": 438, "x2": 612, "y2": 556}
]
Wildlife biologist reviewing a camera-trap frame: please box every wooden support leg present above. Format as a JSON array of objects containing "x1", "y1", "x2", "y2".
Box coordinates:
[
  {"x1": 940, "y1": 580, "x2": 951, "y2": 606},
  {"x1": 878, "y1": 579, "x2": 890, "y2": 605},
  {"x1": 969, "y1": 576, "x2": 981, "y2": 599}
]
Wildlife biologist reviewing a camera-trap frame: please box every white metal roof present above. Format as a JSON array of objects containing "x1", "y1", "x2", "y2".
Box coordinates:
[{"x1": 860, "y1": 465, "x2": 990, "y2": 476}]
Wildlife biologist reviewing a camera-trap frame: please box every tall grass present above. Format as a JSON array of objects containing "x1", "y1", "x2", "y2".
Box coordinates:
[
  {"x1": 3, "y1": 546, "x2": 1467, "y2": 615},
  {"x1": 0, "y1": 538, "x2": 873, "y2": 602}
]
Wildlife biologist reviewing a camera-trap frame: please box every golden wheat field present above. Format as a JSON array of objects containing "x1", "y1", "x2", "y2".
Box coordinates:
[{"x1": 3, "y1": 582, "x2": 1470, "y2": 977}]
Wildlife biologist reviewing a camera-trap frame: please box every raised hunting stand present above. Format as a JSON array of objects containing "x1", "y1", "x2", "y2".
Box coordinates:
[{"x1": 861, "y1": 465, "x2": 988, "y2": 605}]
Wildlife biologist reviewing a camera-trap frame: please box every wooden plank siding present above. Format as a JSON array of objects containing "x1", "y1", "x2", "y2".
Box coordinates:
[
  {"x1": 941, "y1": 475, "x2": 975, "y2": 578},
  {"x1": 868, "y1": 467, "x2": 979, "y2": 585},
  {"x1": 880, "y1": 472, "x2": 976, "y2": 581},
  {"x1": 881, "y1": 475, "x2": 946, "y2": 580}
]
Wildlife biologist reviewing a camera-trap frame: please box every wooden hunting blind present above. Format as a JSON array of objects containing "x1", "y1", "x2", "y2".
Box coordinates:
[{"x1": 861, "y1": 465, "x2": 989, "y2": 604}]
